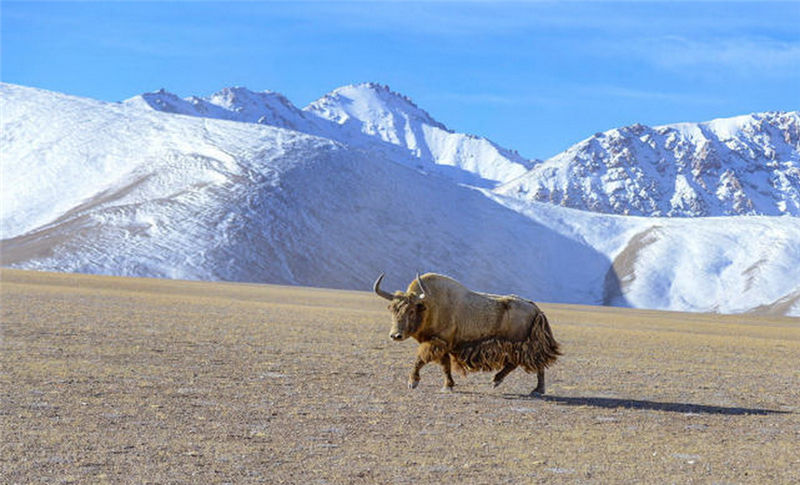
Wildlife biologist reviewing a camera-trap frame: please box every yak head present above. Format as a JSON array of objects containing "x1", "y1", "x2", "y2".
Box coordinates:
[{"x1": 374, "y1": 273, "x2": 429, "y2": 341}]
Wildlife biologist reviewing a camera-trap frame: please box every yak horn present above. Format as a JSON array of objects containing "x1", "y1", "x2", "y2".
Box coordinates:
[
  {"x1": 416, "y1": 272, "x2": 428, "y2": 300},
  {"x1": 373, "y1": 273, "x2": 394, "y2": 301}
]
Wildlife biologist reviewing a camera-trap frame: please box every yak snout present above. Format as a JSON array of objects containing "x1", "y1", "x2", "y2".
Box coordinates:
[{"x1": 390, "y1": 332, "x2": 404, "y2": 341}]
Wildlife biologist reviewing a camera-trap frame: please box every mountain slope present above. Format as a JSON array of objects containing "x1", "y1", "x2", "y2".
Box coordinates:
[
  {"x1": 488, "y1": 193, "x2": 800, "y2": 315},
  {"x1": 2, "y1": 83, "x2": 799, "y2": 316},
  {"x1": 497, "y1": 112, "x2": 800, "y2": 217}
]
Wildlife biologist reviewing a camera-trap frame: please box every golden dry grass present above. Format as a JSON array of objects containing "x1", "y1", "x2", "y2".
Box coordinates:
[{"x1": 2, "y1": 269, "x2": 798, "y2": 484}]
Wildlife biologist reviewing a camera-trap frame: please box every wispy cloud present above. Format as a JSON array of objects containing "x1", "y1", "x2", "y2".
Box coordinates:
[
  {"x1": 584, "y1": 85, "x2": 726, "y2": 105},
  {"x1": 641, "y1": 36, "x2": 800, "y2": 78}
]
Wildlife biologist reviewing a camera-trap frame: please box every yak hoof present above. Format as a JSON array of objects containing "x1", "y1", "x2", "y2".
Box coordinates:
[
  {"x1": 530, "y1": 386, "x2": 545, "y2": 396},
  {"x1": 492, "y1": 379, "x2": 503, "y2": 388},
  {"x1": 440, "y1": 385, "x2": 454, "y2": 393},
  {"x1": 408, "y1": 380, "x2": 420, "y2": 390}
]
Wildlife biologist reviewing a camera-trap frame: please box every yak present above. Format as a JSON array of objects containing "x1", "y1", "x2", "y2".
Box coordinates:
[{"x1": 374, "y1": 272, "x2": 561, "y2": 395}]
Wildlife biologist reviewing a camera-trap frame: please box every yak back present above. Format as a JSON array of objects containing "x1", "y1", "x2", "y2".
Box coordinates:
[{"x1": 410, "y1": 273, "x2": 535, "y2": 345}]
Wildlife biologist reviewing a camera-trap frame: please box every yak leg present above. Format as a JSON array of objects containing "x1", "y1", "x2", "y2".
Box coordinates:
[
  {"x1": 408, "y1": 342, "x2": 447, "y2": 389},
  {"x1": 492, "y1": 362, "x2": 517, "y2": 388},
  {"x1": 531, "y1": 369, "x2": 546, "y2": 395},
  {"x1": 408, "y1": 357, "x2": 426, "y2": 389},
  {"x1": 439, "y1": 354, "x2": 455, "y2": 391}
]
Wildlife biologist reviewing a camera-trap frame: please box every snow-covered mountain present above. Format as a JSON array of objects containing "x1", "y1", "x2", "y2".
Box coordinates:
[
  {"x1": 305, "y1": 83, "x2": 535, "y2": 186},
  {"x1": 497, "y1": 113, "x2": 800, "y2": 217},
  {"x1": 0, "y1": 83, "x2": 599, "y2": 300},
  {"x1": 126, "y1": 83, "x2": 535, "y2": 188},
  {"x1": 2, "y1": 82, "x2": 799, "y2": 316}
]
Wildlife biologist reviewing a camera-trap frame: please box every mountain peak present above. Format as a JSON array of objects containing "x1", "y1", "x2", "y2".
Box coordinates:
[
  {"x1": 125, "y1": 85, "x2": 315, "y2": 131},
  {"x1": 205, "y1": 86, "x2": 291, "y2": 111},
  {"x1": 497, "y1": 111, "x2": 800, "y2": 217},
  {"x1": 125, "y1": 88, "x2": 186, "y2": 113},
  {"x1": 303, "y1": 82, "x2": 535, "y2": 186},
  {"x1": 306, "y1": 82, "x2": 449, "y2": 132}
]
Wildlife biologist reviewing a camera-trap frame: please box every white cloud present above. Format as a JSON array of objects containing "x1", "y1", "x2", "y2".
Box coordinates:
[
  {"x1": 584, "y1": 85, "x2": 726, "y2": 105},
  {"x1": 644, "y1": 36, "x2": 800, "y2": 78}
]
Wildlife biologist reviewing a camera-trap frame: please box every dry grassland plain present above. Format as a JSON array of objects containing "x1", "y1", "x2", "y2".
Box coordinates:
[{"x1": 2, "y1": 269, "x2": 799, "y2": 484}]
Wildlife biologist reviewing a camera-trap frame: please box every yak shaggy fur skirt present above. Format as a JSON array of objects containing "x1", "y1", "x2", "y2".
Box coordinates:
[{"x1": 451, "y1": 312, "x2": 561, "y2": 375}]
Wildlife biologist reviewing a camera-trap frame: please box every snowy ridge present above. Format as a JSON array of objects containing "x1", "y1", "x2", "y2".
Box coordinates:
[
  {"x1": 497, "y1": 112, "x2": 800, "y2": 217},
  {"x1": 128, "y1": 82, "x2": 535, "y2": 188},
  {"x1": 124, "y1": 86, "x2": 322, "y2": 133},
  {"x1": 2, "y1": 82, "x2": 799, "y2": 316}
]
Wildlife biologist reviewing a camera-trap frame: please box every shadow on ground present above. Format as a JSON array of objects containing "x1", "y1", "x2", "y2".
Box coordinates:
[{"x1": 499, "y1": 393, "x2": 790, "y2": 416}]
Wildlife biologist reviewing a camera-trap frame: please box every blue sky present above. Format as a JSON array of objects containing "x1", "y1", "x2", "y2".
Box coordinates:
[{"x1": 3, "y1": 1, "x2": 799, "y2": 159}]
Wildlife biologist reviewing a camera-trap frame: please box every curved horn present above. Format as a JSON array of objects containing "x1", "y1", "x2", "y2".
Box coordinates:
[
  {"x1": 373, "y1": 273, "x2": 394, "y2": 301},
  {"x1": 416, "y1": 272, "x2": 428, "y2": 300}
]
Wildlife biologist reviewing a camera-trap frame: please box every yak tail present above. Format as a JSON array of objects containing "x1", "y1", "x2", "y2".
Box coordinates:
[{"x1": 529, "y1": 310, "x2": 562, "y2": 371}]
